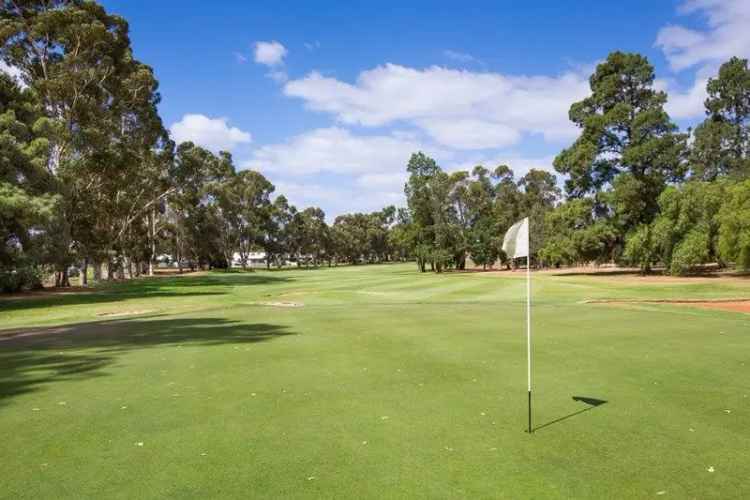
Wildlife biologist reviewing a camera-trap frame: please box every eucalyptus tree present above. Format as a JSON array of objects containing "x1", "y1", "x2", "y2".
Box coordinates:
[
  {"x1": 387, "y1": 208, "x2": 416, "y2": 262},
  {"x1": 263, "y1": 195, "x2": 293, "y2": 268},
  {"x1": 404, "y1": 152, "x2": 440, "y2": 272},
  {"x1": 213, "y1": 168, "x2": 274, "y2": 269},
  {"x1": 1, "y1": 0, "x2": 167, "y2": 284},
  {"x1": 517, "y1": 168, "x2": 560, "y2": 260},
  {"x1": 166, "y1": 143, "x2": 233, "y2": 270},
  {"x1": 490, "y1": 165, "x2": 521, "y2": 265},
  {"x1": 298, "y1": 207, "x2": 328, "y2": 266}
]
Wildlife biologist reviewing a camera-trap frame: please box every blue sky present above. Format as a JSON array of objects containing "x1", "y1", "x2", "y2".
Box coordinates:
[{"x1": 99, "y1": 0, "x2": 750, "y2": 219}]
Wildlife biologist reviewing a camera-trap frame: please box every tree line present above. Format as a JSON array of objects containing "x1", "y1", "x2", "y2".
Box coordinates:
[
  {"x1": 0, "y1": 1, "x2": 410, "y2": 291},
  {"x1": 400, "y1": 52, "x2": 750, "y2": 275},
  {"x1": 1, "y1": 3, "x2": 749, "y2": 292}
]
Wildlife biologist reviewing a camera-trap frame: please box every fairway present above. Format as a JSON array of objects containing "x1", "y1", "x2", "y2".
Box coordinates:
[{"x1": 1, "y1": 264, "x2": 749, "y2": 499}]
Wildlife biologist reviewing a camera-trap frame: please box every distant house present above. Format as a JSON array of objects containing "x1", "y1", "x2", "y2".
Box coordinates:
[{"x1": 231, "y1": 251, "x2": 267, "y2": 268}]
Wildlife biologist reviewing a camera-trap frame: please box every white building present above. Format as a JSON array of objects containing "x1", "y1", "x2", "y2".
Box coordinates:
[{"x1": 231, "y1": 251, "x2": 267, "y2": 268}]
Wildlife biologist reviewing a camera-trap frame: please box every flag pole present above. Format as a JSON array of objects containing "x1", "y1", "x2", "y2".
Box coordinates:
[{"x1": 526, "y1": 218, "x2": 532, "y2": 434}]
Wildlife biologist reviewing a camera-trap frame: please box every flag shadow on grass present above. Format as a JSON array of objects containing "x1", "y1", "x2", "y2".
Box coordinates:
[{"x1": 533, "y1": 396, "x2": 607, "y2": 432}]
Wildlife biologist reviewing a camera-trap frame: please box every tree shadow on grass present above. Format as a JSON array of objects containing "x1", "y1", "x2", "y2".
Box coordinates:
[
  {"x1": 0, "y1": 273, "x2": 295, "y2": 314},
  {"x1": 533, "y1": 396, "x2": 607, "y2": 432},
  {"x1": 0, "y1": 316, "x2": 296, "y2": 407}
]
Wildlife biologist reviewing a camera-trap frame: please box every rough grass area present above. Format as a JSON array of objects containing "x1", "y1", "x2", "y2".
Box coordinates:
[{"x1": 1, "y1": 264, "x2": 749, "y2": 499}]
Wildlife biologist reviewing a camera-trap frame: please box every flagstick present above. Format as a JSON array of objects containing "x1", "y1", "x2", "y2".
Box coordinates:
[{"x1": 526, "y1": 220, "x2": 532, "y2": 434}]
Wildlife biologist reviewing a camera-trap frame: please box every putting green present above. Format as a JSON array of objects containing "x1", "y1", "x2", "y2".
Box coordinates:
[{"x1": 1, "y1": 264, "x2": 748, "y2": 498}]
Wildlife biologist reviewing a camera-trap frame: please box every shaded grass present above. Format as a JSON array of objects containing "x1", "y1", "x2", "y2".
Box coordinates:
[{"x1": 0, "y1": 264, "x2": 749, "y2": 499}]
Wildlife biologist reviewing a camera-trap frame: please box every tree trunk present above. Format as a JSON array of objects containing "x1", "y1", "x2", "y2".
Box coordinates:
[
  {"x1": 82, "y1": 258, "x2": 89, "y2": 286},
  {"x1": 148, "y1": 207, "x2": 156, "y2": 276},
  {"x1": 59, "y1": 268, "x2": 70, "y2": 288},
  {"x1": 93, "y1": 262, "x2": 102, "y2": 282}
]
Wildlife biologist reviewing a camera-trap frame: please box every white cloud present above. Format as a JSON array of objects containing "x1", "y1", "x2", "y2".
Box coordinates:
[
  {"x1": 243, "y1": 126, "x2": 448, "y2": 176},
  {"x1": 417, "y1": 118, "x2": 521, "y2": 150},
  {"x1": 654, "y1": 0, "x2": 750, "y2": 120},
  {"x1": 170, "y1": 114, "x2": 252, "y2": 152},
  {"x1": 655, "y1": 0, "x2": 750, "y2": 71},
  {"x1": 273, "y1": 180, "x2": 404, "y2": 218},
  {"x1": 443, "y1": 50, "x2": 483, "y2": 65},
  {"x1": 242, "y1": 128, "x2": 568, "y2": 218},
  {"x1": 355, "y1": 172, "x2": 407, "y2": 191},
  {"x1": 254, "y1": 41, "x2": 287, "y2": 66},
  {"x1": 304, "y1": 41, "x2": 321, "y2": 51},
  {"x1": 0, "y1": 60, "x2": 24, "y2": 85},
  {"x1": 267, "y1": 70, "x2": 289, "y2": 83},
  {"x1": 655, "y1": 75, "x2": 709, "y2": 120},
  {"x1": 283, "y1": 64, "x2": 589, "y2": 149}
]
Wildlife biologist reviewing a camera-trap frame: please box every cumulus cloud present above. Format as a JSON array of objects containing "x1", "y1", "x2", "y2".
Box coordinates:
[
  {"x1": 654, "y1": 0, "x2": 750, "y2": 120},
  {"x1": 272, "y1": 180, "x2": 404, "y2": 219},
  {"x1": 655, "y1": 75, "x2": 709, "y2": 120},
  {"x1": 254, "y1": 41, "x2": 287, "y2": 66},
  {"x1": 354, "y1": 172, "x2": 407, "y2": 191},
  {"x1": 417, "y1": 118, "x2": 521, "y2": 150},
  {"x1": 655, "y1": 0, "x2": 750, "y2": 71},
  {"x1": 170, "y1": 114, "x2": 252, "y2": 152},
  {"x1": 243, "y1": 126, "x2": 448, "y2": 176},
  {"x1": 283, "y1": 64, "x2": 589, "y2": 150}
]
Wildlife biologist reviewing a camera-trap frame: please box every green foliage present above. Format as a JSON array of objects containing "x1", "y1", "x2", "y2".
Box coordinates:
[
  {"x1": 622, "y1": 224, "x2": 658, "y2": 272},
  {"x1": 0, "y1": 71, "x2": 58, "y2": 287},
  {"x1": 717, "y1": 180, "x2": 750, "y2": 270},
  {"x1": 624, "y1": 182, "x2": 724, "y2": 275},
  {"x1": 3, "y1": 4, "x2": 750, "y2": 286},
  {"x1": 691, "y1": 57, "x2": 750, "y2": 180},
  {"x1": 538, "y1": 199, "x2": 617, "y2": 267},
  {"x1": 554, "y1": 52, "x2": 688, "y2": 265}
]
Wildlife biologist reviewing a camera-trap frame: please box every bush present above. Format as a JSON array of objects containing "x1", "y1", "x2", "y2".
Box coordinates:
[
  {"x1": 0, "y1": 265, "x2": 44, "y2": 293},
  {"x1": 670, "y1": 227, "x2": 711, "y2": 275},
  {"x1": 718, "y1": 180, "x2": 750, "y2": 270}
]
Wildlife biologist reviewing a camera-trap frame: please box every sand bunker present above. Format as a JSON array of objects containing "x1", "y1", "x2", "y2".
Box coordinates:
[
  {"x1": 251, "y1": 301, "x2": 303, "y2": 308},
  {"x1": 585, "y1": 298, "x2": 750, "y2": 314}
]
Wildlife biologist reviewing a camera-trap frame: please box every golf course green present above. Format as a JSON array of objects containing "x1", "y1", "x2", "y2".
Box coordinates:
[{"x1": 1, "y1": 264, "x2": 748, "y2": 499}]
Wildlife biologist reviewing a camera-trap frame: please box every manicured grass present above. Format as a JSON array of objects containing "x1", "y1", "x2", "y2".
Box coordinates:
[{"x1": 1, "y1": 264, "x2": 749, "y2": 499}]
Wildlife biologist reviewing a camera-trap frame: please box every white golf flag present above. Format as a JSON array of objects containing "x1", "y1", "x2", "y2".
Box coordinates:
[
  {"x1": 502, "y1": 217, "x2": 529, "y2": 258},
  {"x1": 502, "y1": 216, "x2": 533, "y2": 432}
]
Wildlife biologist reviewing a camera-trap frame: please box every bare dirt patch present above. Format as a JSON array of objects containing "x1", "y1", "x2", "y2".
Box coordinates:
[
  {"x1": 685, "y1": 301, "x2": 750, "y2": 314},
  {"x1": 96, "y1": 309, "x2": 156, "y2": 317},
  {"x1": 545, "y1": 266, "x2": 750, "y2": 285},
  {"x1": 251, "y1": 301, "x2": 303, "y2": 308},
  {"x1": 585, "y1": 298, "x2": 750, "y2": 314}
]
